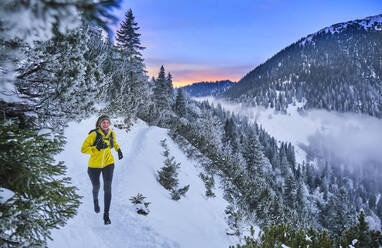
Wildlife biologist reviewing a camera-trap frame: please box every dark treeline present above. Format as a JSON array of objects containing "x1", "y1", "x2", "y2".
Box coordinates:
[{"x1": 181, "y1": 80, "x2": 235, "y2": 97}]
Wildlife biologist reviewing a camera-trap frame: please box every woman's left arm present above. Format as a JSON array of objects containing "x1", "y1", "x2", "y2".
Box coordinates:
[
  {"x1": 112, "y1": 130, "x2": 123, "y2": 160},
  {"x1": 112, "y1": 130, "x2": 120, "y2": 151}
]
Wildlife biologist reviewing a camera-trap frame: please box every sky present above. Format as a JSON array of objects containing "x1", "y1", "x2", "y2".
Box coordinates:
[{"x1": 112, "y1": 0, "x2": 382, "y2": 87}]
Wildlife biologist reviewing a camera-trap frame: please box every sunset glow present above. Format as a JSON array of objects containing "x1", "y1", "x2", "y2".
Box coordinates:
[
  {"x1": 117, "y1": 0, "x2": 381, "y2": 89},
  {"x1": 146, "y1": 64, "x2": 251, "y2": 87}
]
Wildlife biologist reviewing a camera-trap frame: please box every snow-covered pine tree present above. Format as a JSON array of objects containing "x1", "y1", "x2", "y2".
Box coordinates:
[
  {"x1": 157, "y1": 139, "x2": 179, "y2": 191},
  {"x1": 199, "y1": 173, "x2": 216, "y2": 198},
  {"x1": 152, "y1": 66, "x2": 174, "y2": 125},
  {"x1": 166, "y1": 72, "x2": 174, "y2": 99},
  {"x1": 279, "y1": 146, "x2": 292, "y2": 177},
  {"x1": 222, "y1": 118, "x2": 239, "y2": 153},
  {"x1": 242, "y1": 129, "x2": 267, "y2": 179},
  {"x1": 103, "y1": 8, "x2": 149, "y2": 128},
  {"x1": 225, "y1": 205, "x2": 243, "y2": 236},
  {"x1": 14, "y1": 25, "x2": 108, "y2": 132},
  {"x1": 158, "y1": 156, "x2": 180, "y2": 191},
  {"x1": 171, "y1": 185, "x2": 190, "y2": 201},
  {"x1": 284, "y1": 175, "x2": 298, "y2": 210},
  {"x1": 174, "y1": 88, "x2": 187, "y2": 118},
  {"x1": 0, "y1": 120, "x2": 80, "y2": 247},
  {"x1": 0, "y1": 0, "x2": 120, "y2": 87},
  {"x1": 116, "y1": 8, "x2": 145, "y2": 62},
  {"x1": 338, "y1": 211, "x2": 382, "y2": 247},
  {"x1": 376, "y1": 198, "x2": 382, "y2": 220},
  {"x1": 157, "y1": 139, "x2": 189, "y2": 200}
]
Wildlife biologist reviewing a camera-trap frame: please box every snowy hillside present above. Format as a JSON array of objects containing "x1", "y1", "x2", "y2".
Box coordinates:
[
  {"x1": 223, "y1": 14, "x2": 382, "y2": 118},
  {"x1": 48, "y1": 117, "x2": 237, "y2": 248},
  {"x1": 300, "y1": 14, "x2": 382, "y2": 46}
]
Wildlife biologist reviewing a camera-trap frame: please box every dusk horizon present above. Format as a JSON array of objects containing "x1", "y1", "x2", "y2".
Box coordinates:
[{"x1": 112, "y1": 0, "x2": 382, "y2": 87}]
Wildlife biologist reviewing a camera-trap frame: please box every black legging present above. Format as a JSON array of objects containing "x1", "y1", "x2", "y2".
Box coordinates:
[{"x1": 87, "y1": 164, "x2": 114, "y2": 213}]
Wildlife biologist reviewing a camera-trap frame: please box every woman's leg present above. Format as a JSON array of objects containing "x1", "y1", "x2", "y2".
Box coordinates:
[
  {"x1": 88, "y1": 167, "x2": 101, "y2": 213},
  {"x1": 102, "y1": 164, "x2": 115, "y2": 214}
]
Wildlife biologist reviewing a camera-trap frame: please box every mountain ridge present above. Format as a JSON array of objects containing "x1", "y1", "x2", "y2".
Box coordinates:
[
  {"x1": 180, "y1": 80, "x2": 235, "y2": 97},
  {"x1": 223, "y1": 14, "x2": 382, "y2": 118}
]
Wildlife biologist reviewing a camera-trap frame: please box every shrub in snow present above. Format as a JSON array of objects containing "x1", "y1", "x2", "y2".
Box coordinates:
[
  {"x1": 170, "y1": 185, "x2": 190, "y2": 201},
  {"x1": 199, "y1": 173, "x2": 216, "y2": 198},
  {"x1": 157, "y1": 155, "x2": 180, "y2": 191},
  {"x1": 129, "y1": 193, "x2": 150, "y2": 216},
  {"x1": 157, "y1": 139, "x2": 189, "y2": 200},
  {"x1": 225, "y1": 205, "x2": 244, "y2": 236}
]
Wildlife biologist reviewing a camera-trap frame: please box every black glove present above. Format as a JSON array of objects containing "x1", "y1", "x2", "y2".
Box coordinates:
[
  {"x1": 117, "y1": 149, "x2": 123, "y2": 160},
  {"x1": 96, "y1": 140, "x2": 108, "y2": 151}
]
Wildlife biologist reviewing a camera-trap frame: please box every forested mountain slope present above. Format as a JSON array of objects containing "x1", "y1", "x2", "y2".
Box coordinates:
[
  {"x1": 181, "y1": 80, "x2": 235, "y2": 97},
  {"x1": 223, "y1": 14, "x2": 382, "y2": 117}
]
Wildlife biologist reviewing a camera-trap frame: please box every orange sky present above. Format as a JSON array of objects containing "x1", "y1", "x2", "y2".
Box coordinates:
[{"x1": 146, "y1": 64, "x2": 252, "y2": 88}]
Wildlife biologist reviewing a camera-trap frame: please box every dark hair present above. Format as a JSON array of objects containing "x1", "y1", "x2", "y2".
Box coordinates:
[{"x1": 96, "y1": 115, "x2": 111, "y2": 128}]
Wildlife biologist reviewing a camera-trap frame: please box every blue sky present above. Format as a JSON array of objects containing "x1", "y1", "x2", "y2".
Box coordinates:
[{"x1": 112, "y1": 0, "x2": 382, "y2": 86}]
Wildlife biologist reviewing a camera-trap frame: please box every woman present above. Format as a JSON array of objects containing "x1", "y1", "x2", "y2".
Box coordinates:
[{"x1": 81, "y1": 115, "x2": 123, "y2": 225}]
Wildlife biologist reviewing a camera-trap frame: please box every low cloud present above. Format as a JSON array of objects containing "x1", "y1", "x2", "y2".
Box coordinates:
[
  {"x1": 195, "y1": 97, "x2": 382, "y2": 172},
  {"x1": 301, "y1": 110, "x2": 382, "y2": 169}
]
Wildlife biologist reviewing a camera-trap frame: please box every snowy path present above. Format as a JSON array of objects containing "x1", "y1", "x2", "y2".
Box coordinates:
[{"x1": 49, "y1": 117, "x2": 235, "y2": 248}]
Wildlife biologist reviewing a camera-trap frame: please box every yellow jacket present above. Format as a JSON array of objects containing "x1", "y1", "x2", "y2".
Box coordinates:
[{"x1": 81, "y1": 128, "x2": 120, "y2": 168}]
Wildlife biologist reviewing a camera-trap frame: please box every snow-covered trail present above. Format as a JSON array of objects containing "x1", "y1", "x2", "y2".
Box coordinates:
[{"x1": 49, "y1": 117, "x2": 235, "y2": 248}]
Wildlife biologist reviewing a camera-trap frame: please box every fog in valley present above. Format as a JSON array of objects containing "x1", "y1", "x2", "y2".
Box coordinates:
[{"x1": 195, "y1": 97, "x2": 382, "y2": 177}]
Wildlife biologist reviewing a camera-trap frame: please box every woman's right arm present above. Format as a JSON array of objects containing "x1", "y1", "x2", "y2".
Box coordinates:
[{"x1": 81, "y1": 132, "x2": 97, "y2": 155}]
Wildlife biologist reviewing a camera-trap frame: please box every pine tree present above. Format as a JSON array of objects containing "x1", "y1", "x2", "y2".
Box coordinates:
[
  {"x1": 157, "y1": 140, "x2": 180, "y2": 191},
  {"x1": 284, "y1": 176, "x2": 297, "y2": 209},
  {"x1": 242, "y1": 129, "x2": 266, "y2": 178},
  {"x1": 166, "y1": 72, "x2": 174, "y2": 99},
  {"x1": 174, "y1": 88, "x2": 187, "y2": 117},
  {"x1": 279, "y1": 148, "x2": 292, "y2": 177},
  {"x1": 225, "y1": 205, "x2": 243, "y2": 236},
  {"x1": 376, "y1": 197, "x2": 382, "y2": 219},
  {"x1": 0, "y1": 120, "x2": 80, "y2": 247},
  {"x1": 157, "y1": 139, "x2": 189, "y2": 200},
  {"x1": 153, "y1": 66, "x2": 174, "y2": 124},
  {"x1": 0, "y1": 0, "x2": 120, "y2": 87},
  {"x1": 116, "y1": 9, "x2": 145, "y2": 61},
  {"x1": 222, "y1": 118, "x2": 238, "y2": 152},
  {"x1": 103, "y1": 12, "x2": 149, "y2": 127},
  {"x1": 199, "y1": 173, "x2": 216, "y2": 198},
  {"x1": 14, "y1": 25, "x2": 107, "y2": 132},
  {"x1": 357, "y1": 211, "x2": 371, "y2": 247}
]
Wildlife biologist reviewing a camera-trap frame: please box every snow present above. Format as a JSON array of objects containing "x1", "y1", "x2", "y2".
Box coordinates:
[
  {"x1": 365, "y1": 215, "x2": 381, "y2": 231},
  {"x1": 49, "y1": 117, "x2": 237, "y2": 248},
  {"x1": 0, "y1": 187, "x2": 15, "y2": 204},
  {"x1": 0, "y1": 1, "x2": 81, "y2": 45},
  {"x1": 0, "y1": 82, "x2": 22, "y2": 103},
  {"x1": 305, "y1": 234, "x2": 312, "y2": 242},
  {"x1": 299, "y1": 14, "x2": 382, "y2": 46}
]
